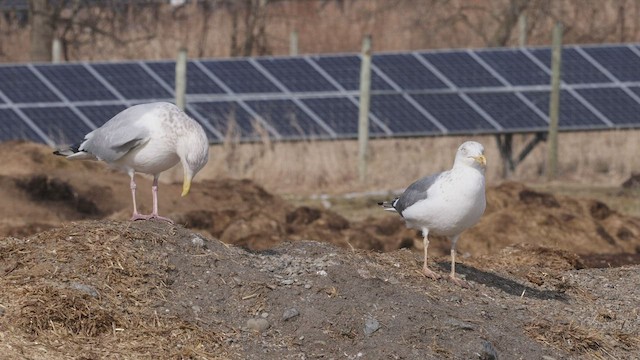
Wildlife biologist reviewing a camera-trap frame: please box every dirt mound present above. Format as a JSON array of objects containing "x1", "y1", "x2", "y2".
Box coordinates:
[
  {"x1": 0, "y1": 221, "x2": 229, "y2": 359},
  {"x1": 1, "y1": 221, "x2": 638, "y2": 359},
  {"x1": 1, "y1": 141, "x2": 640, "y2": 263},
  {"x1": 0, "y1": 141, "x2": 414, "y2": 253},
  {"x1": 463, "y1": 182, "x2": 640, "y2": 256}
]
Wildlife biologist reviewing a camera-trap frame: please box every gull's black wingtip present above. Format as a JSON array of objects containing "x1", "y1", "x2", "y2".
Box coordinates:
[{"x1": 53, "y1": 142, "x2": 82, "y2": 157}]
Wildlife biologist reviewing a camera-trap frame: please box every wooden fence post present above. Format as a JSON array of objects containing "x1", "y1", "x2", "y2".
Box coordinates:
[
  {"x1": 358, "y1": 35, "x2": 372, "y2": 183},
  {"x1": 175, "y1": 48, "x2": 187, "y2": 111},
  {"x1": 518, "y1": 13, "x2": 527, "y2": 47},
  {"x1": 547, "y1": 22, "x2": 563, "y2": 180},
  {"x1": 289, "y1": 30, "x2": 299, "y2": 56},
  {"x1": 52, "y1": 38, "x2": 62, "y2": 63}
]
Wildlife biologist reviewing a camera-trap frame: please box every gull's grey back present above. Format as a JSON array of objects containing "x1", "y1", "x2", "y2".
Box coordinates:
[
  {"x1": 80, "y1": 103, "x2": 164, "y2": 162},
  {"x1": 394, "y1": 172, "x2": 442, "y2": 215}
]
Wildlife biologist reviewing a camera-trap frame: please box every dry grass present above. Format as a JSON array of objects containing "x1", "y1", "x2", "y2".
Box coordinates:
[
  {"x1": 0, "y1": 221, "x2": 231, "y2": 359},
  {"x1": 161, "y1": 130, "x2": 640, "y2": 195},
  {"x1": 524, "y1": 318, "x2": 639, "y2": 359}
]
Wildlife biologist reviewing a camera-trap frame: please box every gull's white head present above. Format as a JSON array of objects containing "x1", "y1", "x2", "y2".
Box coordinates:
[
  {"x1": 454, "y1": 141, "x2": 486, "y2": 171},
  {"x1": 177, "y1": 124, "x2": 210, "y2": 197}
]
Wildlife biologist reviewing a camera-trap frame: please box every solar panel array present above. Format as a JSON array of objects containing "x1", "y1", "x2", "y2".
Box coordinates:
[{"x1": 2, "y1": 43, "x2": 640, "y2": 146}]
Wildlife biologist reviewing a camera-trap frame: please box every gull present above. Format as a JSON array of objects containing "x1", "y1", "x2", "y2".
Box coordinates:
[
  {"x1": 379, "y1": 141, "x2": 486, "y2": 287},
  {"x1": 54, "y1": 102, "x2": 209, "y2": 222}
]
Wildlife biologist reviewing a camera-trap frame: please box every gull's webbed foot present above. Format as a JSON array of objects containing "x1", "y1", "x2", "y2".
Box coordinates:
[
  {"x1": 447, "y1": 275, "x2": 471, "y2": 288},
  {"x1": 130, "y1": 213, "x2": 173, "y2": 224},
  {"x1": 421, "y1": 266, "x2": 442, "y2": 280}
]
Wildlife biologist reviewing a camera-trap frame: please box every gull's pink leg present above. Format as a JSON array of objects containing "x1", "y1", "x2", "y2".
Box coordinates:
[
  {"x1": 148, "y1": 175, "x2": 173, "y2": 223},
  {"x1": 447, "y1": 235, "x2": 470, "y2": 288},
  {"x1": 420, "y1": 228, "x2": 441, "y2": 280},
  {"x1": 129, "y1": 172, "x2": 149, "y2": 221}
]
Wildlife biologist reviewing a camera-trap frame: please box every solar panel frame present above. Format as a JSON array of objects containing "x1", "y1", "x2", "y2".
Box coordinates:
[
  {"x1": 372, "y1": 53, "x2": 448, "y2": 90},
  {"x1": 77, "y1": 104, "x2": 128, "y2": 127},
  {"x1": 466, "y1": 92, "x2": 549, "y2": 132},
  {"x1": 257, "y1": 57, "x2": 338, "y2": 92},
  {"x1": 528, "y1": 47, "x2": 612, "y2": 85},
  {"x1": 0, "y1": 66, "x2": 62, "y2": 103},
  {"x1": 3, "y1": 43, "x2": 640, "y2": 146},
  {"x1": 583, "y1": 45, "x2": 640, "y2": 82},
  {"x1": 368, "y1": 94, "x2": 443, "y2": 136},
  {"x1": 35, "y1": 64, "x2": 118, "y2": 101},
  {"x1": 200, "y1": 59, "x2": 282, "y2": 94},
  {"x1": 301, "y1": 97, "x2": 387, "y2": 137},
  {"x1": 0, "y1": 108, "x2": 43, "y2": 142},
  {"x1": 21, "y1": 106, "x2": 93, "y2": 144},
  {"x1": 190, "y1": 101, "x2": 258, "y2": 140},
  {"x1": 146, "y1": 61, "x2": 227, "y2": 95},
  {"x1": 476, "y1": 49, "x2": 550, "y2": 86},
  {"x1": 575, "y1": 87, "x2": 640, "y2": 126},
  {"x1": 521, "y1": 90, "x2": 610, "y2": 129},
  {"x1": 409, "y1": 93, "x2": 498, "y2": 134},
  {"x1": 244, "y1": 99, "x2": 332, "y2": 139},
  {"x1": 311, "y1": 55, "x2": 394, "y2": 91},
  {"x1": 420, "y1": 50, "x2": 503, "y2": 88},
  {"x1": 91, "y1": 62, "x2": 173, "y2": 100}
]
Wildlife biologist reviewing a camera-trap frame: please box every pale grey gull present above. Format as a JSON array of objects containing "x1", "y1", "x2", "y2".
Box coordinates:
[
  {"x1": 379, "y1": 141, "x2": 486, "y2": 287},
  {"x1": 54, "y1": 102, "x2": 209, "y2": 222}
]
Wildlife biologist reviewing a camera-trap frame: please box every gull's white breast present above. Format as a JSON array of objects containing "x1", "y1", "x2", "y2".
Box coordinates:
[{"x1": 401, "y1": 167, "x2": 486, "y2": 236}]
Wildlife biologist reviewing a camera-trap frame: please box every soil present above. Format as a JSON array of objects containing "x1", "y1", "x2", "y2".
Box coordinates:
[{"x1": 1, "y1": 141, "x2": 639, "y2": 359}]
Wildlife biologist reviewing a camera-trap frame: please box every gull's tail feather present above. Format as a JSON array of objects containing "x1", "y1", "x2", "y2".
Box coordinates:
[
  {"x1": 53, "y1": 143, "x2": 95, "y2": 160},
  {"x1": 378, "y1": 198, "x2": 399, "y2": 212}
]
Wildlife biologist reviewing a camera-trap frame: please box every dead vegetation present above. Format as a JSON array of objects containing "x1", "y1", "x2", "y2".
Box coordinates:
[
  {"x1": 525, "y1": 319, "x2": 613, "y2": 356},
  {"x1": 0, "y1": 141, "x2": 639, "y2": 358},
  {"x1": 2, "y1": 141, "x2": 640, "y2": 264},
  {"x1": 3, "y1": 1, "x2": 640, "y2": 63},
  {"x1": 0, "y1": 222, "x2": 230, "y2": 359},
  {"x1": 187, "y1": 130, "x2": 640, "y2": 196},
  {"x1": 1, "y1": 219, "x2": 638, "y2": 359}
]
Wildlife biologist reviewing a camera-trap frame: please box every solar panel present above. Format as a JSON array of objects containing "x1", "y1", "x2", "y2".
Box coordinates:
[
  {"x1": 409, "y1": 93, "x2": 496, "y2": 133},
  {"x1": 190, "y1": 101, "x2": 256, "y2": 139},
  {"x1": 201, "y1": 60, "x2": 281, "y2": 94},
  {"x1": 521, "y1": 90, "x2": 608, "y2": 128},
  {"x1": 583, "y1": 46, "x2": 640, "y2": 82},
  {"x1": 301, "y1": 97, "x2": 385, "y2": 136},
  {"x1": 0, "y1": 66, "x2": 61, "y2": 103},
  {"x1": 421, "y1": 51, "x2": 503, "y2": 88},
  {"x1": 245, "y1": 99, "x2": 330, "y2": 138},
  {"x1": 466, "y1": 92, "x2": 548, "y2": 131},
  {"x1": 312, "y1": 55, "x2": 394, "y2": 91},
  {"x1": 146, "y1": 61, "x2": 226, "y2": 94},
  {"x1": 2, "y1": 43, "x2": 640, "y2": 146},
  {"x1": 0, "y1": 108, "x2": 42, "y2": 142},
  {"x1": 77, "y1": 104, "x2": 128, "y2": 127},
  {"x1": 529, "y1": 48, "x2": 611, "y2": 84},
  {"x1": 257, "y1": 58, "x2": 337, "y2": 92},
  {"x1": 369, "y1": 94, "x2": 441, "y2": 135},
  {"x1": 575, "y1": 87, "x2": 640, "y2": 126},
  {"x1": 372, "y1": 54, "x2": 447, "y2": 90},
  {"x1": 91, "y1": 63, "x2": 172, "y2": 99},
  {"x1": 477, "y1": 49, "x2": 549, "y2": 86},
  {"x1": 35, "y1": 64, "x2": 117, "y2": 101},
  {"x1": 21, "y1": 106, "x2": 92, "y2": 143}
]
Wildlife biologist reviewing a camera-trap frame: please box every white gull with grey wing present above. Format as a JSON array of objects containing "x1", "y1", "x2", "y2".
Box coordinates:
[
  {"x1": 54, "y1": 102, "x2": 209, "y2": 222},
  {"x1": 380, "y1": 141, "x2": 486, "y2": 287}
]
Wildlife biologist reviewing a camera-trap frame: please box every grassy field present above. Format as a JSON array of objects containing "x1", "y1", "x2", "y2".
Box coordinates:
[
  {"x1": 175, "y1": 129, "x2": 640, "y2": 197},
  {"x1": 160, "y1": 129, "x2": 640, "y2": 222}
]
